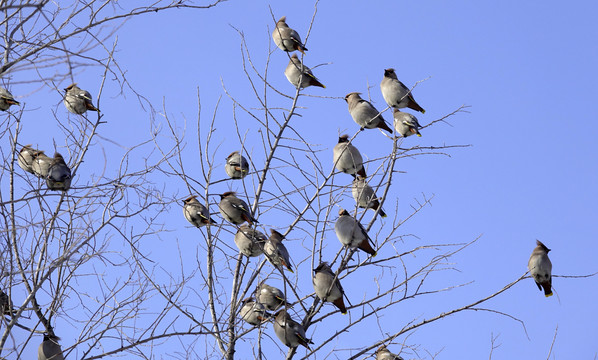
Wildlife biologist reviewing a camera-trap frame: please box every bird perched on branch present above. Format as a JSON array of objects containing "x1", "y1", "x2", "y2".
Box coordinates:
[
  {"x1": 0, "y1": 289, "x2": 15, "y2": 316},
  {"x1": 352, "y1": 175, "x2": 387, "y2": 218},
  {"x1": 272, "y1": 16, "x2": 308, "y2": 54},
  {"x1": 18, "y1": 145, "x2": 38, "y2": 174},
  {"x1": 240, "y1": 297, "x2": 271, "y2": 325},
  {"x1": 225, "y1": 151, "x2": 249, "y2": 179},
  {"x1": 393, "y1": 109, "x2": 422, "y2": 137},
  {"x1": 0, "y1": 87, "x2": 20, "y2": 111},
  {"x1": 345, "y1": 92, "x2": 392, "y2": 134},
  {"x1": 333, "y1": 135, "x2": 366, "y2": 178},
  {"x1": 38, "y1": 334, "x2": 65, "y2": 360},
  {"x1": 264, "y1": 229, "x2": 294, "y2": 272},
  {"x1": 375, "y1": 345, "x2": 404, "y2": 360},
  {"x1": 528, "y1": 240, "x2": 553, "y2": 297},
  {"x1": 46, "y1": 153, "x2": 72, "y2": 191},
  {"x1": 335, "y1": 209, "x2": 377, "y2": 256},
  {"x1": 234, "y1": 225, "x2": 266, "y2": 257},
  {"x1": 31, "y1": 151, "x2": 53, "y2": 179},
  {"x1": 64, "y1": 83, "x2": 100, "y2": 114},
  {"x1": 380, "y1": 68, "x2": 425, "y2": 113},
  {"x1": 313, "y1": 262, "x2": 347, "y2": 314},
  {"x1": 285, "y1": 54, "x2": 325, "y2": 89},
  {"x1": 218, "y1": 192, "x2": 257, "y2": 225},
  {"x1": 182, "y1": 195, "x2": 216, "y2": 228},
  {"x1": 273, "y1": 309, "x2": 313, "y2": 349},
  {"x1": 255, "y1": 282, "x2": 286, "y2": 311}
]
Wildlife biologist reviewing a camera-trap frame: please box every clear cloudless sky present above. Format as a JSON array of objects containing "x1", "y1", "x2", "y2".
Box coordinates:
[{"x1": 10, "y1": 0, "x2": 598, "y2": 358}]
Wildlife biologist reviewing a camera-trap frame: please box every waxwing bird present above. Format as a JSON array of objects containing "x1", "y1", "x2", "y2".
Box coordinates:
[
  {"x1": 235, "y1": 225, "x2": 266, "y2": 257},
  {"x1": 335, "y1": 209, "x2": 377, "y2": 256},
  {"x1": 393, "y1": 109, "x2": 422, "y2": 137},
  {"x1": 218, "y1": 192, "x2": 258, "y2": 225},
  {"x1": 345, "y1": 92, "x2": 392, "y2": 134},
  {"x1": 380, "y1": 68, "x2": 425, "y2": 113},
  {"x1": 272, "y1": 16, "x2": 307, "y2": 54},
  {"x1": 31, "y1": 151, "x2": 53, "y2": 179},
  {"x1": 0, "y1": 289, "x2": 15, "y2": 316},
  {"x1": 528, "y1": 240, "x2": 553, "y2": 297},
  {"x1": 352, "y1": 175, "x2": 387, "y2": 218},
  {"x1": 273, "y1": 309, "x2": 313, "y2": 349},
  {"x1": 264, "y1": 229, "x2": 294, "y2": 272},
  {"x1": 285, "y1": 54, "x2": 325, "y2": 89},
  {"x1": 375, "y1": 345, "x2": 404, "y2": 360},
  {"x1": 38, "y1": 334, "x2": 65, "y2": 360},
  {"x1": 182, "y1": 195, "x2": 216, "y2": 228},
  {"x1": 333, "y1": 135, "x2": 366, "y2": 178},
  {"x1": 312, "y1": 262, "x2": 347, "y2": 314},
  {"x1": 225, "y1": 151, "x2": 249, "y2": 179},
  {"x1": 0, "y1": 87, "x2": 20, "y2": 111},
  {"x1": 240, "y1": 297, "x2": 271, "y2": 325},
  {"x1": 18, "y1": 145, "x2": 38, "y2": 174},
  {"x1": 46, "y1": 153, "x2": 72, "y2": 191},
  {"x1": 255, "y1": 282, "x2": 286, "y2": 311},
  {"x1": 63, "y1": 83, "x2": 100, "y2": 114}
]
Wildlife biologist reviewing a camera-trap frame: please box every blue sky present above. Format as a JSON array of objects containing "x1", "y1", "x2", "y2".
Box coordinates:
[{"x1": 6, "y1": 0, "x2": 598, "y2": 359}]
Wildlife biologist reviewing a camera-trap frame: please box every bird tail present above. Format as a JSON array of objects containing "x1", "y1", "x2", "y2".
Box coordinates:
[
  {"x1": 378, "y1": 120, "x2": 393, "y2": 134},
  {"x1": 311, "y1": 78, "x2": 326, "y2": 88},
  {"x1": 357, "y1": 167, "x2": 367, "y2": 178},
  {"x1": 86, "y1": 103, "x2": 101, "y2": 112},
  {"x1": 333, "y1": 298, "x2": 348, "y2": 315},
  {"x1": 297, "y1": 45, "x2": 307, "y2": 54},
  {"x1": 359, "y1": 239, "x2": 377, "y2": 257},
  {"x1": 542, "y1": 283, "x2": 553, "y2": 297},
  {"x1": 407, "y1": 96, "x2": 425, "y2": 114}
]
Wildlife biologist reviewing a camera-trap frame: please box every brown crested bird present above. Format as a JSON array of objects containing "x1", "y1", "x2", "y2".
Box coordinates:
[
  {"x1": 31, "y1": 151, "x2": 53, "y2": 179},
  {"x1": 239, "y1": 297, "x2": 271, "y2": 325},
  {"x1": 375, "y1": 345, "x2": 404, "y2": 360},
  {"x1": 46, "y1": 153, "x2": 72, "y2": 191},
  {"x1": 380, "y1": 68, "x2": 425, "y2": 113},
  {"x1": 264, "y1": 229, "x2": 293, "y2": 272},
  {"x1": 18, "y1": 145, "x2": 38, "y2": 174},
  {"x1": 255, "y1": 282, "x2": 286, "y2": 311},
  {"x1": 234, "y1": 225, "x2": 267, "y2": 257},
  {"x1": 345, "y1": 92, "x2": 392, "y2": 134},
  {"x1": 218, "y1": 192, "x2": 257, "y2": 225},
  {"x1": 334, "y1": 209, "x2": 377, "y2": 256},
  {"x1": 38, "y1": 334, "x2": 65, "y2": 360},
  {"x1": 0, "y1": 87, "x2": 20, "y2": 111},
  {"x1": 182, "y1": 195, "x2": 216, "y2": 228},
  {"x1": 272, "y1": 16, "x2": 307, "y2": 54},
  {"x1": 528, "y1": 240, "x2": 553, "y2": 297},
  {"x1": 312, "y1": 262, "x2": 347, "y2": 314},
  {"x1": 285, "y1": 54, "x2": 325, "y2": 89},
  {"x1": 351, "y1": 175, "x2": 387, "y2": 218},
  {"x1": 64, "y1": 83, "x2": 100, "y2": 114},
  {"x1": 273, "y1": 309, "x2": 313, "y2": 349},
  {"x1": 332, "y1": 135, "x2": 366, "y2": 178},
  {"x1": 225, "y1": 151, "x2": 249, "y2": 179},
  {"x1": 393, "y1": 109, "x2": 422, "y2": 137}
]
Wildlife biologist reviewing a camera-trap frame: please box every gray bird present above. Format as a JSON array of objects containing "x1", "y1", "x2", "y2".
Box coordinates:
[
  {"x1": 255, "y1": 282, "x2": 286, "y2": 311},
  {"x1": 272, "y1": 16, "x2": 307, "y2": 54},
  {"x1": 0, "y1": 87, "x2": 20, "y2": 111},
  {"x1": 393, "y1": 109, "x2": 422, "y2": 137},
  {"x1": 218, "y1": 191, "x2": 258, "y2": 225},
  {"x1": 18, "y1": 145, "x2": 38, "y2": 174},
  {"x1": 225, "y1": 151, "x2": 249, "y2": 179},
  {"x1": 273, "y1": 309, "x2": 313, "y2": 349},
  {"x1": 182, "y1": 195, "x2": 216, "y2": 228},
  {"x1": 345, "y1": 92, "x2": 393, "y2": 134},
  {"x1": 335, "y1": 209, "x2": 377, "y2": 256},
  {"x1": 240, "y1": 297, "x2": 271, "y2": 325},
  {"x1": 31, "y1": 151, "x2": 53, "y2": 179},
  {"x1": 46, "y1": 153, "x2": 72, "y2": 191},
  {"x1": 351, "y1": 175, "x2": 387, "y2": 218},
  {"x1": 285, "y1": 54, "x2": 325, "y2": 89},
  {"x1": 264, "y1": 229, "x2": 294, "y2": 272},
  {"x1": 234, "y1": 225, "x2": 266, "y2": 257},
  {"x1": 333, "y1": 135, "x2": 366, "y2": 178},
  {"x1": 38, "y1": 334, "x2": 65, "y2": 360},
  {"x1": 380, "y1": 68, "x2": 425, "y2": 113},
  {"x1": 312, "y1": 262, "x2": 347, "y2": 314},
  {"x1": 528, "y1": 240, "x2": 553, "y2": 297},
  {"x1": 375, "y1": 345, "x2": 404, "y2": 360},
  {"x1": 63, "y1": 83, "x2": 100, "y2": 114},
  {"x1": 0, "y1": 289, "x2": 15, "y2": 316}
]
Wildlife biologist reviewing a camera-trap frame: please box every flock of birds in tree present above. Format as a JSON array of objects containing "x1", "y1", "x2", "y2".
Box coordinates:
[{"x1": 0, "y1": 14, "x2": 552, "y2": 360}]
